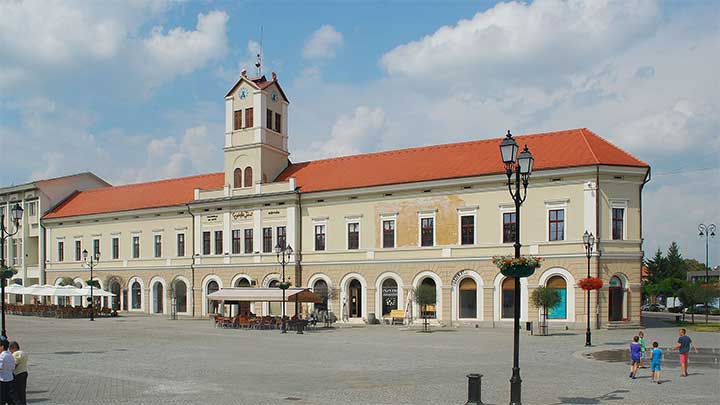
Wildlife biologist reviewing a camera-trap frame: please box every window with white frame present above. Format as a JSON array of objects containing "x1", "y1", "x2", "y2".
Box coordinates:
[
  {"x1": 548, "y1": 209, "x2": 565, "y2": 241},
  {"x1": 57, "y1": 240, "x2": 64, "y2": 262},
  {"x1": 315, "y1": 224, "x2": 326, "y2": 251},
  {"x1": 610, "y1": 200, "x2": 628, "y2": 241},
  {"x1": 132, "y1": 235, "x2": 140, "y2": 258},
  {"x1": 26, "y1": 201, "x2": 36, "y2": 217},
  {"x1": 347, "y1": 222, "x2": 359, "y2": 250},
  {"x1": 112, "y1": 237, "x2": 119, "y2": 259},
  {"x1": 176, "y1": 233, "x2": 185, "y2": 257},
  {"x1": 419, "y1": 212, "x2": 436, "y2": 247},
  {"x1": 154, "y1": 234, "x2": 162, "y2": 258},
  {"x1": 458, "y1": 208, "x2": 477, "y2": 245}
]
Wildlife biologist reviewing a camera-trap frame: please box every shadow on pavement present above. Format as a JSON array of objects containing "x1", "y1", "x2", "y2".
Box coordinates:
[{"x1": 554, "y1": 389, "x2": 629, "y2": 404}]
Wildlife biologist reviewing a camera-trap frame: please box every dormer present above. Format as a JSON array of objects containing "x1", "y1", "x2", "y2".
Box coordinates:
[{"x1": 223, "y1": 71, "x2": 290, "y2": 190}]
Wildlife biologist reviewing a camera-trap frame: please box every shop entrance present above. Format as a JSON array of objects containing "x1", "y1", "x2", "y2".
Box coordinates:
[
  {"x1": 608, "y1": 276, "x2": 623, "y2": 321},
  {"x1": 349, "y1": 279, "x2": 362, "y2": 318}
]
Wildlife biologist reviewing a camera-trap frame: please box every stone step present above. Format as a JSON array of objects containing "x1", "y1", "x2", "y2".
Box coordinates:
[{"x1": 605, "y1": 321, "x2": 641, "y2": 330}]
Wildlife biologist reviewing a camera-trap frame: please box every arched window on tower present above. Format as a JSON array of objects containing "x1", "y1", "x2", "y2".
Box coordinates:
[
  {"x1": 233, "y1": 168, "x2": 242, "y2": 188},
  {"x1": 243, "y1": 167, "x2": 253, "y2": 188}
]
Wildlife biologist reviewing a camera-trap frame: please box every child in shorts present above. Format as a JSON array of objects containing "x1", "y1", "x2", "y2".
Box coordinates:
[
  {"x1": 650, "y1": 341, "x2": 662, "y2": 384},
  {"x1": 638, "y1": 331, "x2": 646, "y2": 368},
  {"x1": 629, "y1": 335, "x2": 642, "y2": 379}
]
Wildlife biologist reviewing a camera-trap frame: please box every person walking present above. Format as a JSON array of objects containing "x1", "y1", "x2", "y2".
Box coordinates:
[
  {"x1": 638, "y1": 331, "x2": 646, "y2": 368},
  {"x1": 671, "y1": 328, "x2": 698, "y2": 377},
  {"x1": 649, "y1": 341, "x2": 662, "y2": 384},
  {"x1": 8, "y1": 342, "x2": 26, "y2": 404},
  {"x1": 629, "y1": 335, "x2": 642, "y2": 379},
  {"x1": 0, "y1": 340, "x2": 19, "y2": 405}
]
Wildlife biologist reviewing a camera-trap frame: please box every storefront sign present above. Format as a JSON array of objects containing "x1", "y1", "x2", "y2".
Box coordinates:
[
  {"x1": 451, "y1": 270, "x2": 469, "y2": 287},
  {"x1": 232, "y1": 211, "x2": 253, "y2": 220}
]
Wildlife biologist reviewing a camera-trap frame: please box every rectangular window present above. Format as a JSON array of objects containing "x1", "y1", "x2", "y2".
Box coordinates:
[
  {"x1": 177, "y1": 233, "x2": 185, "y2": 257},
  {"x1": 27, "y1": 202, "x2": 36, "y2": 217},
  {"x1": 275, "y1": 112, "x2": 281, "y2": 133},
  {"x1": 154, "y1": 235, "x2": 162, "y2": 258},
  {"x1": 315, "y1": 225, "x2": 326, "y2": 251},
  {"x1": 382, "y1": 220, "x2": 395, "y2": 248},
  {"x1": 232, "y1": 230, "x2": 242, "y2": 254},
  {"x1": 277, "y1": 226, "x2": 287, "y2": 249},
  {"x1": 203, "y1": 231, "x2": 211, "y2": 255},
  {"x1": 57, "y1": 241, "x2": 64, "y2": 262},
  {"x1": 75, "y1": 240, "x2": 82, "y2": 261},
  {"x1": 112, "y1": 237, "x2": 119, "y2": 259},
  {"x1": 263, "y1": 227, "x2": 272, "y2": 253},
  {"x1": 132, "y1": 236, "x2": 140, "y2": 258},
  {"x1": 503, "y1": 212, "x2": 516, "y2": 243},
  {"x1": 420, "y1": 217, "x2": 434, "y2": 247},
  {"x1": 244, "y1": 229, "x2": 253, "y2": 254},
  {"x1": 347, "y1": 223, "x2": 359, "y2": 250},
  {"x1": 266, "y1": 108, "x2": 273, "y2": 130},
  {"x1": 612, "y1": 208, "x2": 624, "y2": 240},
  {"x1": 548, "y1": 209, "x2": 565, "y2": 241},
  {"x1": 214, "y1": 231, "x2": 223, "y2": 255},
  {"x1": 460, "y1": 215, "x2": 474, "y2": 245},
  {"x1": 245, "y1": 107, "x2": 254, "y2": 128},
  {"x1": 93, "y1": 239, "x2": 100, "y2": 257},
  {"x1": 233, "y1": 110, "x2": 242, "y2": 130}
]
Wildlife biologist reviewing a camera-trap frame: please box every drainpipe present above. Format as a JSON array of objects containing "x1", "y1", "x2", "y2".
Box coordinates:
[
  {"x1": 186, "y1": 204, "x2": 196, "y2": 317},
  {"x1": 294, "y1": 188, "x2": 302, "y2": 316},
  {"x1": 595, "y1": 165, "x2": 601, "y2": 329}
]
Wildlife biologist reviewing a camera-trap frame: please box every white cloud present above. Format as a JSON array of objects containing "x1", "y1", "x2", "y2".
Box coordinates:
[
  {"x1": 303, "y1": 25, "x2": 344, "y2": 60},
  {"x1": 380, "y1": 0, "x2": 659, "y2": 82}
]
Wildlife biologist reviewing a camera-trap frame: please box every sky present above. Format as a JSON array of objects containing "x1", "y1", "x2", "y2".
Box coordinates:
[{"x1": 0, "y1": 0, "x2": 718, "y2": 264}]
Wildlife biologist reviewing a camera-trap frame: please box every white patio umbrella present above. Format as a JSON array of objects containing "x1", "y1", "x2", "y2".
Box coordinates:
[
  {"x1": 76, "y1": 287, "x2": 115, "y2": 297},
  {"x1": 23, "y1": 284, "x2": 59, "y2": 296},
  {"x1": 52, "y1": 285, "x2": 85, "y2": 297},
  {"x1": 4, "y1": 284, "x2": 26, "y2": 294}
]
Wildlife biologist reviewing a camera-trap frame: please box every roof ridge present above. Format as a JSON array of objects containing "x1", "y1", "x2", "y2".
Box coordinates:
[
  {"x1": 288, "y1": 128, "x2": 585, "y2": 166},
  {"x1": 579, "y1": 128, "x2": 600, "y2": 164},
  {"x1": 78, "y1": 172, "x2": 223, "y2": 194},
  {"x1": 579, "y1": 128, "x2": 648, "y2": 166}
]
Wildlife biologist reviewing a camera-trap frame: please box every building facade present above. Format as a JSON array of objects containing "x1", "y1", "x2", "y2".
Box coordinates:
[
  {"x1": 0, "y1": 173, "x2": 109, "y2": 297},
  {"x1": 42, "y1": 72, "x2": 651, "y2": 328}
]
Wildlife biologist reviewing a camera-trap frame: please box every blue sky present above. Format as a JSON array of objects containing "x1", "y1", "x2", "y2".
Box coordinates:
[{"x1": 0, "y1": 0, "x2": 718, "y2": 264}]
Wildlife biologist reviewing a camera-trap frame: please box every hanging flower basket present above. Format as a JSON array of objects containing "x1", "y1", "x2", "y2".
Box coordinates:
[
  {"x1": 578, "y1": 277, "x2": 603, "y2": 290},
  {"x1": 277, "y1": 282, "x2": 291, "y2": 290},
  {"x1": 0, "y1": 266, "x2": 17, "y2": 280},
  {"x1": 492, "y1": 256, "x2": 542, "y2": 278}
]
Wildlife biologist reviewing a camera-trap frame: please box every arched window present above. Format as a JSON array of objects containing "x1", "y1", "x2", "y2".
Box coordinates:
[
  {"x1": 268, "y1": 280, "x2": 281, "y2": 315},
  {"x1": 381, "y1": 278, "x2": 398, "y2": 316},
  {"x1": 174, "y1": 280, "x2": 187, "y2": 313},
  {"x1": 313, "y1": 279, "x2": 329, "y2": 313},
  {"x1": 420, "y1": 278, "x2": 437, "y2": 319},
  {"x1": 153, "y1": 282, "x2": 164, "y2": 314},
  {"x1": 131, "y1": 281, "x2": 141, "y2": 310},
  {"x1": 207, "y1": 280, "x2": 219, "y2": 314},
  {"x1": 110, "y1": 281, "x2": 121, "y2": 310},
  {"x1": 348, "y1": 279, "x2": 362, "y2": 318},
  {"x1": 234, "y1": 277, "x2": 251, "y2": 287},
  {"x1": 546, "y1": 276, "x2": 567, "y2": 319},
  {"x1": 233, "y1": 168, "x2": 242, "y2": 188},
  {"x1": 74, "y1": 281, "x2": 83, "y2": 307},
  {"x1": 501, "y1": 278, "x2": 515, "y2": 319},
  {"x1": 243, "y1": 166, "x2": 253, "y2": 188},
  {"x1": 609, "y1": 276, "x2": 624, "y2": 321},
  {"x1": 459, "y1": 278, "x2": 477, "y2": 319}
]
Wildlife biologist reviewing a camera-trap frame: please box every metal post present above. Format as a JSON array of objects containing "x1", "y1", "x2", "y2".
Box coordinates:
[
  {"x1": 281, "y1": 260, "x2": 287, "y2": 334},
  {"x1": 89, "y1": 259, "x2": 95, "y2": 321},
  {"x1": 509, "y1": 168, "x2": 522, "y2": 405},
  {"x1": 0, "y1": 229, "x2": 5, "y2": 339},
  {"x1": 585, "y1": 246, "x2": 591, "y2": 346},
  {"x1": 466, "y1": 373, "x2": 484, "y2": 405}
]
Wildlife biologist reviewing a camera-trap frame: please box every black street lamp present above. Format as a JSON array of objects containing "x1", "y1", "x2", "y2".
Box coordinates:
[
  {"x1": 82, "y1": 248, "x2": 100, "y2": 321},
  {"x1": 582, "y1": 231, "x2": 595, "y2": 346},
  {"x1": 275, "y1": 243, "x2": 293, "y2": 334},
  {"x1": 698, "y1": 223, "x2": 715, "y2": 323},
  {"x1": 499, "y1": 130, "x2": 534, "y2": 405},
  {"x1": 0, "y1": 202, "x2": 24, "y2": 339}
]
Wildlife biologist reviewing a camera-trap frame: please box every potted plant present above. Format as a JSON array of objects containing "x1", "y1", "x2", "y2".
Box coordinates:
[
  {"x1": 493, "y1": 255, "x2": 542, "y2": 278},
  {"x1": 412, "y1": 284, "x2": 436, "y2": 332},
  {"x1": 530, "y1": 286, "x2": 561, "y2": 336}
]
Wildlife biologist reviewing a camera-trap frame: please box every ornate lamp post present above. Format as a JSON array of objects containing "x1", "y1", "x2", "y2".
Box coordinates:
[
  {"x1": 698, "y1": 223, "x2": 715, "y2": 323},
  {"x1": 0, "y1": 202, "x2": 23, "y2": 338},
  {"x1": 275, "y1": 243, "x2": 293, "y2": 334},
  {"x1": 499, "y1": 130, "x2": 534, "y2": 405},
  {"x1": 582, "y1": 231, "x2": 595, "y2": 346},
  {"x1": 82, "y1": 248, "x2": 100, "y2": 321}
]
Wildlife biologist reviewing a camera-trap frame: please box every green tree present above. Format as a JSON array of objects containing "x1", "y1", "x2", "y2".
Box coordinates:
[
  {"x1": 645, "y1": 249, "x2": 669, "y2": 284},
  {"x1": 696, "y1": 284, "x2": 720, "y2": 324},
  {"x1": 666, "y1": 241, "x2": 688, "y2": 280},
  {"x1": 412, "y1": 284, "x2": 436, "y2": 332},
  {"x1": 656, "y1": 277, "x2": 687, "y2": 308},
  {"x1": 684, "y1": 258, "x2": 707, "y2": 274},
  {"x1": 677, "y1": 283, "x2": 702, "y2": 323},
  {"x1": 530, "y1": 286, "x2": 561, "y2": 336}
]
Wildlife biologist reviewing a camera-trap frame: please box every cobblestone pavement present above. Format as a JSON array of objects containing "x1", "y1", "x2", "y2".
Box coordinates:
[{"x1": 9, "y1": 314, "x2": 720, "y2": 404}]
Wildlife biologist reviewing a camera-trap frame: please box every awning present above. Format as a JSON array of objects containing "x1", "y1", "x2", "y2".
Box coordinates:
[
  {"x1": 5, "y1": 284, "x2": 114, "y2": 297},
  {"x1": 76, "y1": 287, "x2": 116, "y2": 297},
  {"x1": 207, "y1": 287, "x2": 321, "y2": 303}
]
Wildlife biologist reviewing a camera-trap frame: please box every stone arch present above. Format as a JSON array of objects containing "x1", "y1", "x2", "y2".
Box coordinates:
[
  {"x1": 450, "y1": 270, "x2": 484, "y2": 321},
  {"x1": 609, "y1": 272, "x2": 629, "y2": 321},
  {"x1": 411, "y1": 271, "x2": 443, "y2": 321},
  {"x1": 307, "y1": 273, "x2": 333, "y2": 314},
  {"x1": 72, "y1": 277, "x2": 87, "y2": 307},
  {"x1": 374, "y1": 272, "x2": 405, "y2": 319},
  {"x1": 201, "y1": 274, "x2": 223, "y2": 316},
  {"x1": 339, "y1": 272, "x2": 368, "y2": 322},
  {"x1": 148, "y1": 276, "x2": 167, "y2": 315},
  {"x1": 127, "y1": 276, "x2": 145, "y2": 312},
  {"x1": 262, "y1": 273, "x2": 283, "y2": 316},
  {"x1": 170, "y1": 275, "x2": 192, "y2": 315},
  {"x1": 231, "y1": 273, "x2": 255, "y2": 287},
  {"x1": 537, "y1": 267, "x2": 576, "y2": 323},
  {"x1": 493, "y1": 273, "x2": 529, "y2": 322}
]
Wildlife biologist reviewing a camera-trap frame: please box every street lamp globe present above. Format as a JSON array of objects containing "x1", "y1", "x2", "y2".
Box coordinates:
[
  {"x1": 275, "y1": 243, "x2": 282, "y2": 255},
  {"x1": 500, "y1": 130, "x2": 519, "y2": 167},
  {"x1": 582, "y1": 230, "x2": 590, "y2": 245},
  {"x1": 10, "y1": 203, "x2": 23, "y2": 224},
  {"x1": 588, "y1": 232, "x2": 595, "y2": 246},
  {"x1": 286, "y1": 245, "x2": 293, "y2": 255},
  {"x1": 82, "y1": 249, "x2": 88, "y2": 260},
  {"x1": 517, "y1": 145, "x2": 534, "y2": 176}
]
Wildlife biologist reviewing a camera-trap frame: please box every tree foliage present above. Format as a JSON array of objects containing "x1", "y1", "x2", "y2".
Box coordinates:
[
  {"x1": 666, "y1": 241, "x2": 688, "y2": 280},
  {"x1": 413, "y1": 284, "x2": 436, "y2": 332},
  {"x1": 531, "y1": 286, "x2": 561, "y2": 335}
]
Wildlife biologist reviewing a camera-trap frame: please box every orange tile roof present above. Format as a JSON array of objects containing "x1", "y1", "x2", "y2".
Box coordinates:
[
  {"x1": 44, "y1": 128, "x2": 647, "y2": 218},
  {"x1": 276, "y1": 128, "x2": 648, "y2": 193},
  {"x1": 44, "y1": 173, "x2": 223, "y2": 219}
]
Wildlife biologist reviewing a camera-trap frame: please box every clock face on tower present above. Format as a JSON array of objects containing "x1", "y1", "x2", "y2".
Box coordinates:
[{"x1": 239, "y1": 88, "x2": 248, "y2": 100}]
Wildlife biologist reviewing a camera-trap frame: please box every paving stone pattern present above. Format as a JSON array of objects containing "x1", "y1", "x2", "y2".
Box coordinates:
[{"x1": 10, "y1": 315, "x2": 720, "y2": 404}]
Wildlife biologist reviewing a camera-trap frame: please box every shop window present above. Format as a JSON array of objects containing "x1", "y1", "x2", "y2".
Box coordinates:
[
  {"x1": 546, "y1": 276, "x2": 567, "y2": 319},
  {"x1": 459, "y1": 278, "x2": 477, "y2": 318}
]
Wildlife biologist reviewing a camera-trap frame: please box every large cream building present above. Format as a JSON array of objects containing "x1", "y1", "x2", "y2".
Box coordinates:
[{"x1": 41, "y1": 72, "x2": 650, "y2": 329}]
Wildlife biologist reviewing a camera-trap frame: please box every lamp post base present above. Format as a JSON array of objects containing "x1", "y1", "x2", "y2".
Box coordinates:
[
  {"x1": 585, "y1": 329, "x2": 592, "y2": 347},
  {"x1": 509, "y1": 368, "x2": 522, "y2": 405}
]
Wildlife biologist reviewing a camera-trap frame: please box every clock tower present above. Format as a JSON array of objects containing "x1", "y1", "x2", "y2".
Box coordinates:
[{"x1": 223, "y1": 70, "x2": 290, "y2": 189}]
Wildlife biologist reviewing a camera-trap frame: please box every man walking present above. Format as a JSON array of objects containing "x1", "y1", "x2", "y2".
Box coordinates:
[
  {"x1": 671, "y1": 328, "x2": 698, "y2": 377},
  {"x1": 0, "y1": 340, "x2": 18, "y2": 404},
  {"x1": 9, "y1": 342, "x2": 26, "y2": 404}
]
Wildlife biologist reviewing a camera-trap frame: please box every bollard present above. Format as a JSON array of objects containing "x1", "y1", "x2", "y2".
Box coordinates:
[
  {"x1": 465, "y1": 373, "x2": 483, "y2": 405},
  {"x1": 675, "y1": 315, "x2": 681, "y2": 324}
]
